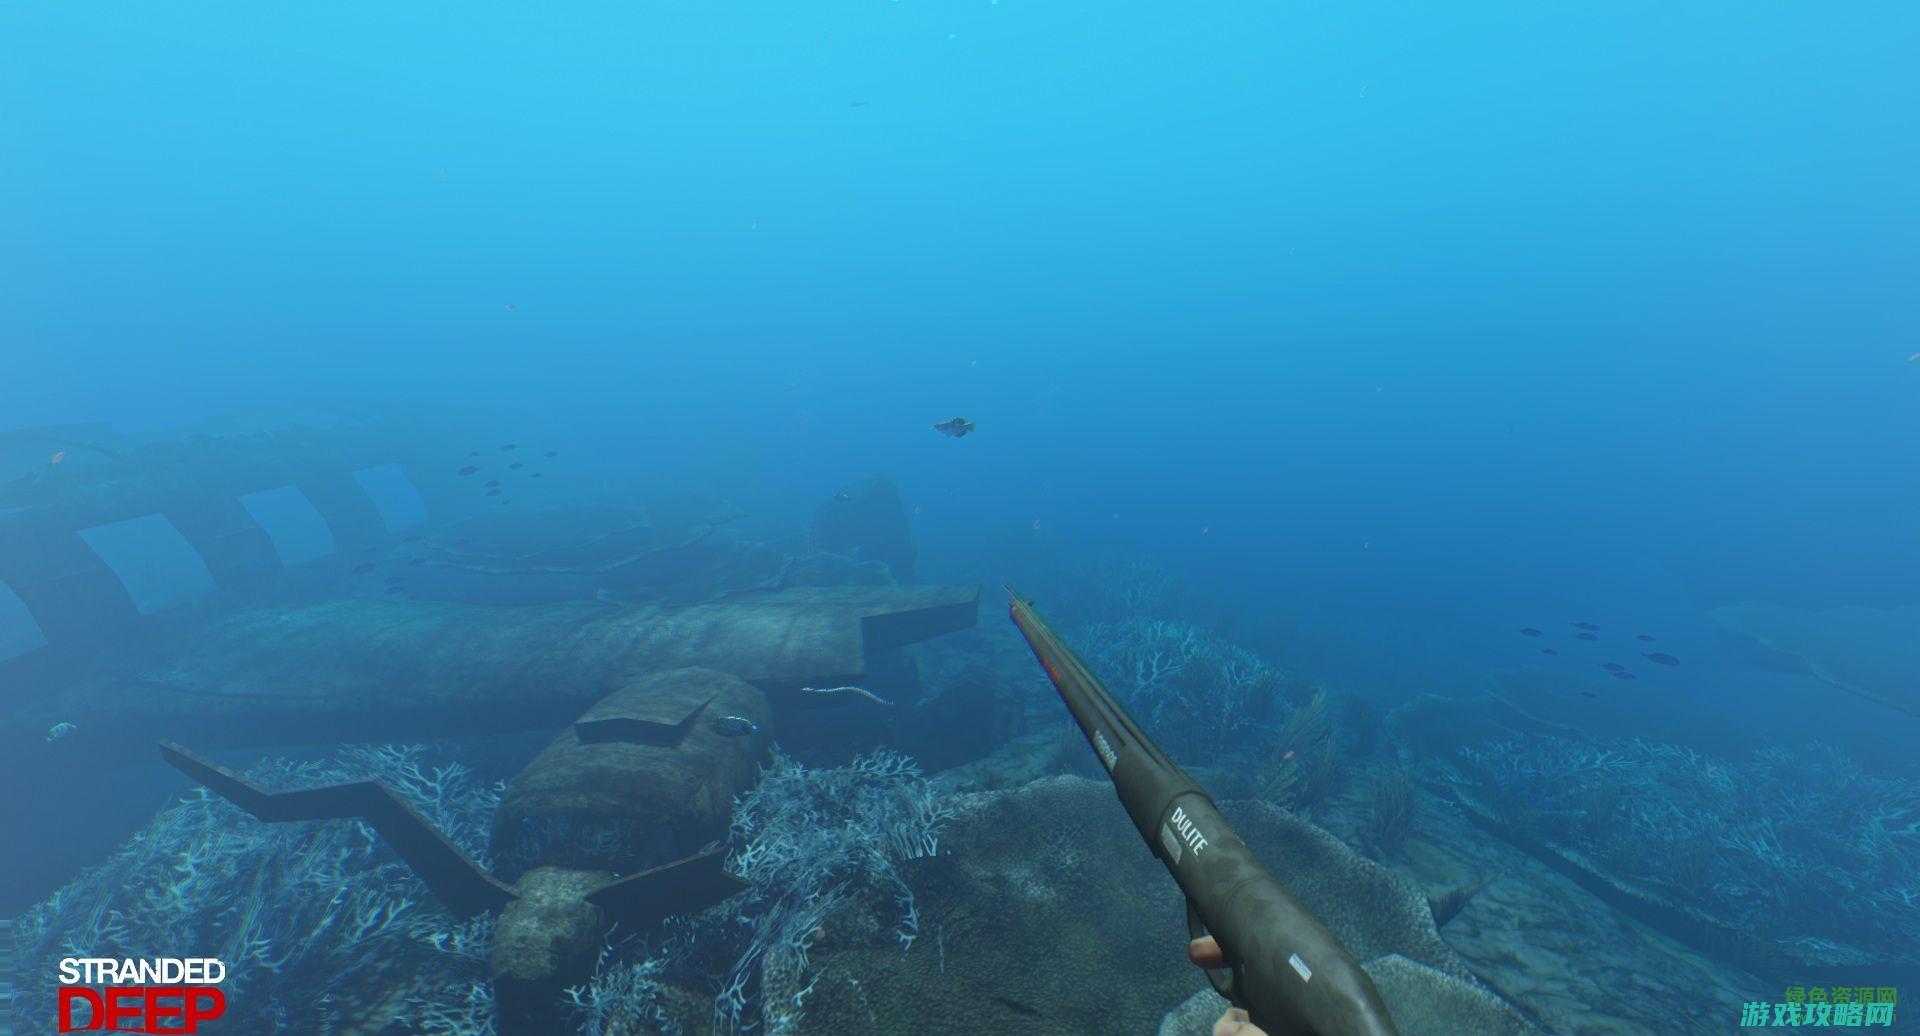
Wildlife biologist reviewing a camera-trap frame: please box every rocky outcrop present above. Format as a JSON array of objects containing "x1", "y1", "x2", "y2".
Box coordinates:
[
  {"x1": 811, "y1": 474, "x2": 916, "y2": 581},
  {"x1": 756, "y1": 776, "x2": 1533, "y2": 1035}
]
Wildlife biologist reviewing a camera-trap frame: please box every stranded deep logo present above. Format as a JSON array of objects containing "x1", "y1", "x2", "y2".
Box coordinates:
[{"x1": 57, "y1": 958, "x2": 228, "y2": 1033}]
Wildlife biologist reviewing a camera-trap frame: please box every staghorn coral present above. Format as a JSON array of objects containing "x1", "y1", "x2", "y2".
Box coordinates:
[
  {"x1": 567, "y1": 747, "x2": 955, "y2": 1036},
  {"x1": 12, "y1": 745, "x2": 504, "y2": 1034},
  {"x1": 1082, "y1": 617, "x2": 1293, "y2": 761}
]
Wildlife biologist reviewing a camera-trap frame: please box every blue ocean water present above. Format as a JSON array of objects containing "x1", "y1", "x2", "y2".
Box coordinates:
[{"x1": 3, "y1": 3, "x2": 1917, "y2": 1034}]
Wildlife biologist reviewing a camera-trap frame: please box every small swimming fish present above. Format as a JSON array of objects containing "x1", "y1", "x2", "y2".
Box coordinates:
[
  {"x1": 1635, "y1": 634, "x2": 1656, "y2": 642},
  {"x1": 1610, "y1": 670, "x2": 1638, "y2": 680},
  {"x1": 1600, "y1": 662, "x2": 1625, "y2": 672},
  {"x1": 1280, "y1": 750, "x2": 1296, "y2": 762},
  {"x1": 384, "y1": 585, "x2": 406, "y2": 594},
  {"x1": 500, "y1": 443, "x2": 518, "y2": 451},
  {"x1": 544, "y1": 450, "x2": 559, "y2": 458},
  {"x1": 709, "y1": 715, "x2": 761, "y2": 737},
  {"x1": 486, "y1": 480, "x2": 501, "y2": 487},
  {"x1": 458, "y1": 466, "x2": 479, "y2": 476},
  {"x1": 487, "y1": 489, "x2": 502, "y2": 496},
  {"x1": 468, "y1": 451, "x2": 480, "y2": 457},
  {"x1": 1571, "y1": 622, "x2": 1600, "y2": 631},
  {"x1": 50, "y1": 451, "x2": 66, "y2": 465},
  {"x1": 1643, "y1": 652, "x2": 1680, "y2": 666},
  {"x1": 47, "y1": 721, "x2": 78, "y2": 742},
  {"x1": 1540, "y1": 648, "x2": 1558, "y2": 655},
  {"x1": 532, "y1": 472, "x2": 543, "y2": 478},
  {"x1": 1579, "y1": 691, "x2": 1597, "y2": 699},
  {"x1": 453, "y1": 538, "x2": 471, "y2": 547},
  {"x1": 351, "y1": 563, "x2": 376, "y2": 575},
  {"x1": 1519, "y1": 628, "x2": 1542, "y2": 637},
  {"x1": 509, "y1": 462, "x2": 523, "y2": 470},
  {"x1": 1575, "y1": 632, "x2": 1598, "y2": 641},
  {"x1": 932, "y1": 417, "x2": 975, "y2": 438},
  {"x1": 384, "y1": 575, "x2": 404, "y2": 584}
]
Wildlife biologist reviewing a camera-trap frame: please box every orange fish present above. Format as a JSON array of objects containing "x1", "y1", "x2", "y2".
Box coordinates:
[{"x1": 49, "y1": 451, "x2": 65, "y2": 465}]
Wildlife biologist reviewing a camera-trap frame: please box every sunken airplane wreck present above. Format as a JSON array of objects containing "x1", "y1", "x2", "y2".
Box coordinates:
[{"x1": 154, "y1": 586, "x2": 979, "y2": 1035}]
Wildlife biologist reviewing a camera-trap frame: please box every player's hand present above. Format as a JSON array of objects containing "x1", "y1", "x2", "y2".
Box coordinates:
[{"x1": 1185, "y1": 937, "x2": 1270, "y2": 1036}]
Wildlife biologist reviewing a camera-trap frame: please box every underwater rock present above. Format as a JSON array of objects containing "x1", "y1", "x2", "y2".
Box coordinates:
[
  {"x1": 1711, "y1": 600, "x2": 1920, "y2": 716},
  {"x1": 892, "y1": 663, "x2": 1028, "y2": 772},
  {"x1": 776, "y1": 776, "x2": 1501, "y2": 1035},
  {"x1": 811, "y1": 474, "x2": 916, "y2": 582},
  {"x1": 1480, "y1": 666, "x2": 1743, "y2": 750},
  {"x1": 493, "y1": 667, "x2": 772, "y2": 878}
]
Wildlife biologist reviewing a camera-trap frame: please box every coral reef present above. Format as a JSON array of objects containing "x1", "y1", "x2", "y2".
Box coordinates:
[
  {"x1": 1080, "y1": 617, "x2": 1294, "y2": 761},
  {"x1": 565, "y1": 748, "x2": 953, "y2": 1036},
  {"x1": 12, "y1": 745, "x2": 505, "y2": 1033},
  {"x1": 1449, "y1": 733, "x2": 1920, "y2": 968}
]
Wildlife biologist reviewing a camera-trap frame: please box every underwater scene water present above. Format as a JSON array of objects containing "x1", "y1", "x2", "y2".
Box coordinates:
[{"x1": 2, "y1": 2, "x2": 1917, "y2": 1034}]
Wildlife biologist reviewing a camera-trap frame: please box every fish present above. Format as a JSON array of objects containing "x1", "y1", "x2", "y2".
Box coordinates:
[
  {"x1": 509, "y1": 462, "x2": 523, "y2": 470},
  {"x1": 500, "y1": 500, "x2": 511, "y2": 505},
  {"x1": 384, "y1": 585, "x2": 406, "y2": 594},
  {"x1": 500, "y1": 443, "x2": 518, "y2": 451},
  {"x1": 1571, "y1": 622, "x2": 1600, "y2": 631},
  {"x1": 486, "y1": 480, "x2": 501, "y2": 487},
  {"x1": 932, "y1": 417, "x2": 975, "y2": 438},
  {"x1": 545, "y1": 450, "x2": 559, "y2": 458},
  {"x1": 458, "y1": 466, "x2": 479, "y2": 476},
  {"x1": 453, "y1": 538, "x2": 471, "y2": 547},
  {"x1": 351, "y1": 563, "x2": 376, "y2": 575},
  {"x1": 46, "y1": 721, "x2": 78, "y2": 742},
  {"x1": 1280, "y1": 750, "x2": 1296, "y2": 762},
  {"x1": 1635, "y1": 634, "x2": 1656, "y2": 642},
  {"x1": 1579, "y1": 691, "x2": 1597, "y2": 699},
  {"x1": 487, "y1": 489, "x2": 502, "y2": 496},
  {"x1": 1643, "y1": 652, "x2": 1680, "y2": 666},
  {"x1": 50, "y1": 450, "x2": 66, "y2": 465},
  {"x1": 384, "y1": 575, "x2": 404, "y2": 584},
  {"x1": 467, "y1": 451, "x2": 480, "y2": 457},
  {"x1": 1519, "y1": 628, "x2": 1542, "y2": 637},
  {"x1": 1575, "y1": 632, "x2": 1598, "y2": 641},
  {"x1": 801, "y1": 685, "x2": 895, "y2": 707},
  {"x1": 1600, "y1": 662, "x2": 1625, "y2": 671},
  {"x1": 532, "y1": 472, "x2": 543, "y2": 478},
  {"x1": 709, "y1": 715, "x2": 761, "y2": 737},
  {"x1": 1540, "y1": 648, "x2": 1558, "y2": 655},
  {"x1": 1610, "y1": 670, "x2": 1638, "y2": 680}
]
